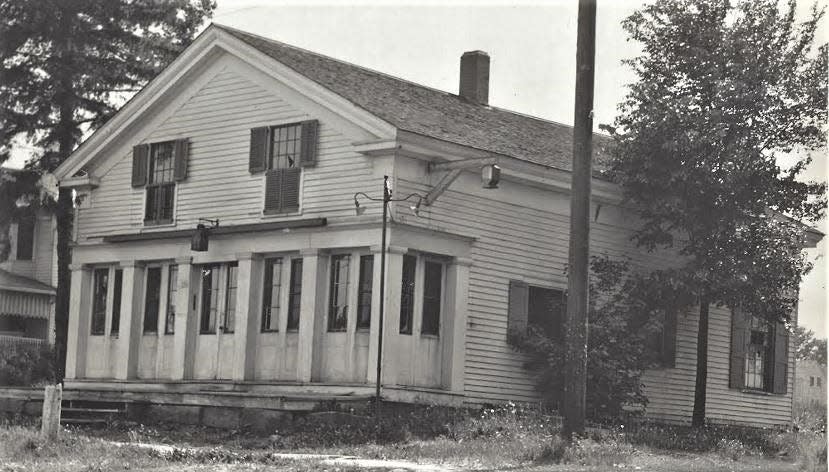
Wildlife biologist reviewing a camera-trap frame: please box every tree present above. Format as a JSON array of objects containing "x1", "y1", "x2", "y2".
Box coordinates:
[
  {"x1": 794, "y1": 326, "x2": 827, "y2": 365},
  {"x1": 605, "y1": 0, "x2": 826, "y2": 427},
  {"x1": 0, "y1": 0, "x2": 216, "y2": 381}
]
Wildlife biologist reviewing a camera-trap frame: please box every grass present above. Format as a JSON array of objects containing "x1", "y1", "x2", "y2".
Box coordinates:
[{"x1": 0, "y1": 404, "x2": 824, "y2": 471}]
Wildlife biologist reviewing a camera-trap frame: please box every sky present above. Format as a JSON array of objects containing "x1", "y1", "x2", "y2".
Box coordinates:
[{"x1": 5, "y1": 0, "x2": 827, "y2": 335}]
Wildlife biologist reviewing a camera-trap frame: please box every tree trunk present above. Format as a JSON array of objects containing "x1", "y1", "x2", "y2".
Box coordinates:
[
  {"x1": 691, "y1": 294, "x2": 710, "y2": 427},
  {"x1": 53, "y1": 188, "x2": 72, "y2": 382}
]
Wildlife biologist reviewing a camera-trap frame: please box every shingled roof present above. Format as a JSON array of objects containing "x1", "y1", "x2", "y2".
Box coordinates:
[{"x1": 217, "y1": 24, "x2": 612, "y2": 174}]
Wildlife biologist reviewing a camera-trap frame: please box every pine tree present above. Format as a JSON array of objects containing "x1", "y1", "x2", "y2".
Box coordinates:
[
  {"x1": 0, "y1": 0, "x2": 216, "y2": 380},
  {"x1": 607, "y1": 0, "x2": 826, "y2": 427}
]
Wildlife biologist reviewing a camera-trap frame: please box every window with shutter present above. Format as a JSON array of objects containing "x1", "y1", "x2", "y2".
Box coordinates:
[
  {"x1": 730, "y1": 309, "x2": 788, "y2": 394},
  {"x1": 15, "y1": 216, "x2": 35, "y2": 261},
  {"x1": 253, "y1": 120, "x2": 318, "y2": 214},
  {"x1": 143, "y1": 141, "x2": 181, "y2": 225},
  {"x1": 527, "y1": 286, "x2": 566, "y2": 340}
]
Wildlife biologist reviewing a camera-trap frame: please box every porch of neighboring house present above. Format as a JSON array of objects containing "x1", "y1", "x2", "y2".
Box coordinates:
[
  {"x1": 63, "y1": 224, "x2": 470, "y2": 412},
  {"x1": 0, "y1": 269, "x2": 55, "y2": 348}
]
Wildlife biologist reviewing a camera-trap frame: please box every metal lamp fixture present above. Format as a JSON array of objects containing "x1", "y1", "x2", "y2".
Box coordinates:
[
  {"x1": 481, "y1": 164, "x2": 501, "y2": 189},
  {"x1": 190, "y1": 218, "x2": 219, "y2": 252}
]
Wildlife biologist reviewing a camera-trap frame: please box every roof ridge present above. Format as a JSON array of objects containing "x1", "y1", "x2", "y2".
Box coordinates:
[{"x1": 213, "y1": 23, "x2": 612, "y2": 139}]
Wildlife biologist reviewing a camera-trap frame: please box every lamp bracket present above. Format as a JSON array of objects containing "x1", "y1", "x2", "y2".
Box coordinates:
[
  {"x1": 198, "y1": 218, "x2": 220, "y2": 229},
  {"x1": 424, "y1": 157, "x2": 499, "y2": 206}
]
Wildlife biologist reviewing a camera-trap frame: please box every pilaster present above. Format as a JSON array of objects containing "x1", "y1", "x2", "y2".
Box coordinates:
[
  {"x1": 115, "y1": 260, "x2": 144, "y2": 380},
  {"x1": 64, "y1": 264, "x2": 92, "y2": 379},
  {"x1": 171, "y1": 256, "x2": 194, "y2": 380},
  {"x1": 232, "y1": 252, "x2": 261, "y2": 381},
  {"x1": 444, "y1": 257, "x2": 472, "y2": 392}
]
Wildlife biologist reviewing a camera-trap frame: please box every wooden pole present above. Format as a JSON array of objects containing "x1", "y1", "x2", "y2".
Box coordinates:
[
  {"x1": 563, "y1": 0, "x2": 596, "y2": 438},
  {"x1": 375, "y1": 176, "x2": 390, "y2": 429},
  {"x1": 41, "y1": 384, "x2": 62, "y2": 440}
]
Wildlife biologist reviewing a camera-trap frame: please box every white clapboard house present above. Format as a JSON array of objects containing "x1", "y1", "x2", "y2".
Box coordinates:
[{"x1": 52, "y1": 24, "x2": 821, "y2": 428}]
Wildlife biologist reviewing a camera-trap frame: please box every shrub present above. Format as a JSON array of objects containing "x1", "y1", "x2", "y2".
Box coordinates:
[
  {"x1": 0, "y1": 342, "x2": 55, "y2": 386},
  {"x1": 508, "y1": 256, "x2": 694, "y2": 419}
]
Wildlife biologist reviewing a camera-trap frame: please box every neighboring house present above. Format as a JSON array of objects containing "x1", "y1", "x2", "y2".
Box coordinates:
[
  {"x1": 0, "y1": 182, "x2": 57, "y2": 348},
  {"x1": 52, "y1": 24, "x2": 821, "y2": 428},
  {"x1": 794, "y1": 359, "x2": 826, "y2": 409}
]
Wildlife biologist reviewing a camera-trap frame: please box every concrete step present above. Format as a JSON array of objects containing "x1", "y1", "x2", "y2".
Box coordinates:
[{"x1": 60, "y1": 417, "x2": 108, "y2": 425}]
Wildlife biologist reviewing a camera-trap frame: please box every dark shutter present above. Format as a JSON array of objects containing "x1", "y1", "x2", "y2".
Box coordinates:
[
  {"x1": 507, "y1": 280, "x2": 529, "y2": 336},
  {"x1": 173, "y1": 138, "x2": 189, "y2": 181},
  {"x1": 249, "y1": 127, "x2": 269, "y2": 173},
  {"x1": 131, "y1": 144, "x2": 149, "y2": 187},
  {"x1": 729, "y1": 308, "x2": 749, "y2": 389},
  {"x1": 662, "y1": 309, "x2": 678, "y2": 368},
  {"x1": 772, "y1": 320, "x2": 789, "y2": 394},
  {"x1": 299, "y1": 120, "x2": 319, "y2": 167},
  {"x1": 264, "y1": 169, "x2": 283, "y2": 212},
  {"x1": 281, "y1": 167, "x2": 301, "y2": 212}
]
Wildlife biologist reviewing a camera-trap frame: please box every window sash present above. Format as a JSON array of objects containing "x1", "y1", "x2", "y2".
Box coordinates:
[
  {"x1": 327, "y1": 255, "x2": 350, "y2": 332},
  {"x1": 399, "y1": 255, "x2": 417, "y2": 335},
  {"x1": 223, "y1": 263, "x2": 238, "y2": 333},
  {"x1": 269, "y1": 124, "x2": 302, "y2": 170},
  {"x1": 15, "y1": 217, "x2": 34, "y2": 261},
  {"x1": 421, "y1": 260, "x2": 442, "y2": 336},
  {"x1": 90, "y1": 268, "x2": 109, "y2": 335},
  {"x1": 356, "y1": 255, "x2": 374, "y2": 330},
  {"x1": 261, "y1": 258, "x2": 283, "y2": 332},
  {"x1": 200, "y1": 265, "x2": 219, "y2": 334},
  {"x1": 145, "y1": 141, "x2": 176, "y2": 224},
  {"x1": 287, "y1": 259, "x2": 303, "y2": 331},
  {"x1": 111, "y1": 269, "x2": 123, "y2": 335},
  {"x1": 744, "y1": 315, "x2": 773, "y2": 391},
  {"x1": 143, "y1": 267, "x2": 162, "y2": 333},
  {"x1": 165, "y1": 265, "x2": 177, "y2": 335}
]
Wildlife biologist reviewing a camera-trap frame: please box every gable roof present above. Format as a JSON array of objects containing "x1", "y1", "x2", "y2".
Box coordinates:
[
  {"x1": 0, "y1": 268, "x2": 55, "y2": 295},
  {"x1": 216, "y1": 24, "x2": 612, "y2": 174}
]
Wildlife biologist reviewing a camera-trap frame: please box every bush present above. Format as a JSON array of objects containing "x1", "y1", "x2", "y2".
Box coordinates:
[
  {"x1": 0, "y1": 343, "x2": 55, "y2": 386},
  {"x1": 508, "y1": 256, "x2": 694, "y2": 419}
]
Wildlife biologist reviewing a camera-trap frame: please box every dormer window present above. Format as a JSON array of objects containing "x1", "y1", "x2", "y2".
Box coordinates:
[
  {"x1": 248, "y1": 120, "x2": 318, "y2": 215},
  {"x1": 131, "y1": 138, "x2": 190, "y2": 225}
]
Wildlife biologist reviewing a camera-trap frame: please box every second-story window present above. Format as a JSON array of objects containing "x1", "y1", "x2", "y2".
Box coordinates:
[
  {"x1": 248, "y1": 120, "x2": 318, "y2": 215},
  {"x1": 145, "y1": 142, "x2": 175, "y2": 224},
  {"x1": 15, "y1": 216, "x2": 35, "y2": 261},
  {"x1": 131, "y1": 139, "x2": 189, "y2": 225}
]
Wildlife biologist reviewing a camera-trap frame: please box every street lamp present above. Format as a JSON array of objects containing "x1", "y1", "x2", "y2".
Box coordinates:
[{"x1": 353, "y1": 175, "x2": 424, "y2": 427}]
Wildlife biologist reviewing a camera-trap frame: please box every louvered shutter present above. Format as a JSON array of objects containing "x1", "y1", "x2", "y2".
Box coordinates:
[
  {"x1": 729, "y1": 308, "x2": 749, "y2": 389},
  {"x1": 772, "y1": 320, "x2": 789, "y2": 394},
  {"x1": 173, "y1": 138, "x2": 189, "y2": 181},
  {"x1": 264, "y1": 169, "x2": 282, "y2": 213},
  {"x1": 249, "y1": 127, "x2": 269, "y2": 173},
  {"x1": 131, "y1": 144, "x2": 149, "y2": 187},
  {"x1": 507, "y1": 280, "x2": 529, "y2": 336},
  {"x1": 662, "y1": 309, "x2": 678, "y2": 368},
  {"x1": 281, "y1": 167, "x2": 301, "y2": 212},
  {"x1": 299, "y1": 120, "x2": 319, "y2": 167}
]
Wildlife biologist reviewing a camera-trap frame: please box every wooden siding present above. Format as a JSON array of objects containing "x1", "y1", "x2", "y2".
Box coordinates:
[
  {"x1": 394, "y1": 161, "x2": 795, "y2": 427},
  {"x1": 76, "y1": 55, "x2": 381, "y2": 242}
]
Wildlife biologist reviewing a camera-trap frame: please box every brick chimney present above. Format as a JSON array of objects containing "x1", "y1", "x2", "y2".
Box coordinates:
[{"x1": 459, "y1": 51, "x2": 490, "y2": 105}]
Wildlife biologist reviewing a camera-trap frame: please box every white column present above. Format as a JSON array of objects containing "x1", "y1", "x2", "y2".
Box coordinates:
[
  {"x1": 365, "y1": 245, "x2": 384, "y2": 384},
  {"x1": 115, "y1": 260, "x2": 144, "y2": 380},
  {"x1": 232, "y1": 253, "x2": 261, "y2": 381},
  {"x1": 64, "y1": 264, "x2": 91, "y2": 380},
  {"x1": 171, "y1": 256, "x2": 194, "y2": 380},
  {"x1": 379, "y1": 246, "x2": 406, "y2": 385},
  {"x1": 444, "y1": 257, "x2": 472, "y2": 392},
  {"x1": 297, "y1": 248, "x2": 325, "y2": 382}
]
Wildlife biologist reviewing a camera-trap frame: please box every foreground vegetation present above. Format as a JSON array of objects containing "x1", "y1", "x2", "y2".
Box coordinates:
[{"x1": 1, "y1": 403, "x2": 825, "y2": 471}]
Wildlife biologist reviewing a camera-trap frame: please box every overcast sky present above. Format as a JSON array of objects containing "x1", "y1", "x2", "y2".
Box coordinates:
[{"x1": 6, "y1": 0, "x2": 826, "y2": 335}]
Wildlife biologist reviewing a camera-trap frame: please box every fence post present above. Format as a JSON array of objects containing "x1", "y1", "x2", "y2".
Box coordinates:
[{"x1": 41, "y1": 384, "x2": 62, "y2": 440}]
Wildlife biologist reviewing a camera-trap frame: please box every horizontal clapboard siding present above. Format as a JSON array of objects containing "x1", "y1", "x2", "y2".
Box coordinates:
[
  {"x1": 395, "y1": 169, "x2": 794, "y2": 428},
  {"x1": 78, "y1": 65, "x2": 379, "y2": 240}
]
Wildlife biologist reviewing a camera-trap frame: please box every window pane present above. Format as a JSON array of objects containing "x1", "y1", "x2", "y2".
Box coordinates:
[
  {"x1": 160, "y1": 184, "x2": 175, "y2": 221},
  {"x1": 111, "y1": 269, "x2": 123, "y2": 335},
  {"x1": 143, "y1": 267, "x2": 162, "y2": 333},
  {"x1": 328, "y1": 255, "x2": 350, "y2": 332},
  {"x1": 287, "y1": 259, "x2": 303, "y2": 331},
  {"x1": 15, "y1": 217, "x2": 34, "y2": 261},
  {"x1": 90, "y1": 268, "x2": 108, "y2": 335},
  {"x1": 200, "y1": 266, "x2": 217, "y2": 333},
  {"x1": 421, "y1": 261, "x2": 442, "y2": 335},
  {"x1": 399, "y1": 255, "x2": 416, "y2": 335},
  {"x1": 261, "y1": 258, "x2": 282, "y2": 332},
  {"x1": 165, "y1": 265, "x2": 177, "y2": 335},
  {"x1": 744, "y1": 315, "x2": 772, "y2": 391},
  {"x1": 271, "y1": 124, "x2": 301, "y2": 169},
  {"x1": 223, "y1": 263, "x2": 238, "y2": 333},
  {"x1": 357, "y1": 256, "x2": 373, "y2": 330},
  {"x1": 145, "y1": 187, "x2": 158, "y2": 220}
]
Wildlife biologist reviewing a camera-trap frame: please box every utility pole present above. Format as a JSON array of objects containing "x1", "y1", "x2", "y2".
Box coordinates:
[{"x1": 563, "y1": 0, "x2": 596, "y2": 438}]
